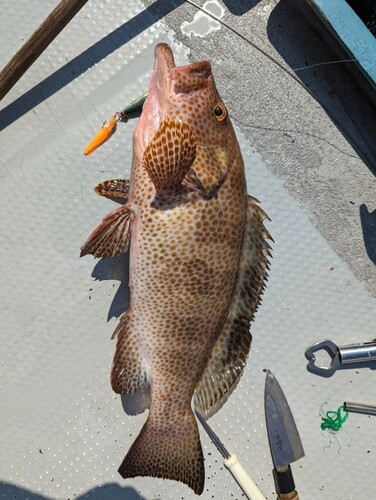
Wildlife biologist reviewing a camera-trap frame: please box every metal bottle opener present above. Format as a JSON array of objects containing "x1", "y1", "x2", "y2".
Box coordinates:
[{"x1": 305, "y1": 339, "x2": 376, "y2": 376}]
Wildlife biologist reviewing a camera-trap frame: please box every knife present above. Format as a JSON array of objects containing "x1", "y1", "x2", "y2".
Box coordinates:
[
  {"x1": 264, "y1": 370, "x2": 304, "y2": 500},
  {"x1": 195, "y1": 411, "x2": 266, "y2": 500}
]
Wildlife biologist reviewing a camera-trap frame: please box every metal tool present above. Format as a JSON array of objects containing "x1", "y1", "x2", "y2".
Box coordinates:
[
  {"x1": 195, "y1": 411, "x2": 266, "y2": 500},
  {"x1": 265, "y1": 370, "x2": 304, "y2": 500},
  {"x1": 305, "y1": 339, "x2": 376, "y2": 376},
  {"x1": 344, "y1": 401, "x2": 376, "y2": 416}
]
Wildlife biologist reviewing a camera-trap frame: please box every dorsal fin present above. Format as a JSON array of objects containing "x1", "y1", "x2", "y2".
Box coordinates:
[
  {"x1": 194, "y1": 195, "x2": 272, "y2": 414},
  {"x1": 143, "y1": 118, "x2": 196, "y2": 190}
]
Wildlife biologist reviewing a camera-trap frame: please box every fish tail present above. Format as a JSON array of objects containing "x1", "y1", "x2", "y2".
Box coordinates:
[{"x1": 118, "y1": 406, "x2": 204, "y2": 495}]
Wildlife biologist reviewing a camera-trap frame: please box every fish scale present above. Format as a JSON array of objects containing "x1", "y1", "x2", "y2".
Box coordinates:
[{"x1": 81, "y1": 43, "x2": 272, "y2": 495}]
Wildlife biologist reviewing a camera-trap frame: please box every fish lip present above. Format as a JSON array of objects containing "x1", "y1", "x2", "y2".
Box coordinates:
[
  {"x1": 172, "y1": 60, "x2": 212, "y2": 97},
  {"x1": 136, "y1": 44, "x2": 175, "y2": 148},
  {"x1": 173, "y1": 60, "x2": 212, "y2": 79},
  {"x1": 154, "y1": 43, "x2": 176, "y2": 72},
  {"x1": 154, "y1": 43, "x2": 212, "y2": 98},
  {"x1": 152, "y1": 44, "x2": 176, "y2": 119}
]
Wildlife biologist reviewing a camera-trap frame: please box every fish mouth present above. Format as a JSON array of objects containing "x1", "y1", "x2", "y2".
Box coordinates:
[
  {"x1": 152, "y1": 44, "x2": 175, "y2": 109},
  {"x1": 154, "y1": 43, "x2": 176, "y2": 74},
  {"x1": 136, "y1": 44, "x2": 212, "y2": 149},
  {"x1": 154, "y1": 43, "x2": 212, "y2": 103}
]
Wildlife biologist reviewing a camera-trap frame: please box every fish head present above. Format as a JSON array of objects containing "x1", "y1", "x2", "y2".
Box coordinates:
[{"x1": 135, "y1": 43, "x2": 235, "y2": 154}]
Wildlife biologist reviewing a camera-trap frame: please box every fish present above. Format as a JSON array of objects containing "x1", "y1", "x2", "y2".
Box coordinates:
[{"x1": 81, "y1": 43, "x2": 272, "y2": 495}]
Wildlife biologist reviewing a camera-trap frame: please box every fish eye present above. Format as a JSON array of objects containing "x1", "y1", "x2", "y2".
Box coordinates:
[{"x1": 214, "y1": 104, "x2": 228, "y2": 122}]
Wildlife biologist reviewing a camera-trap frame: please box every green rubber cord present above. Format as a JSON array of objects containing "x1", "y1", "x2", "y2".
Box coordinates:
[{"x1": 321, "y1": 405, "x2": 349, "y2": 431}]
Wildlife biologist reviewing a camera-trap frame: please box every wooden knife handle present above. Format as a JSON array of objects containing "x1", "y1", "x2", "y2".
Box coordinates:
[
  {"x1": 274, "y1": 466, "x2": 299, "y2": 500},
  {"x1": 278, "y1": 491, "x2": 299, "y2": 500}
]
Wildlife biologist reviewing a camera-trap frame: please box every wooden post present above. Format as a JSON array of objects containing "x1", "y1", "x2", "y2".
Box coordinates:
[{"x1": 0, "y1": 0, "x2": 89, "y2": 101}]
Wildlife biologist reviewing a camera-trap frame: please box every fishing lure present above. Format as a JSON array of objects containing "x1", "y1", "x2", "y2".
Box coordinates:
[{"x1": 83, "y1": 92, "x2": 149, "y2": 156}]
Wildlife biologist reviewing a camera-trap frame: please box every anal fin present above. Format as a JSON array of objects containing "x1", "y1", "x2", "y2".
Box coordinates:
[
  {"x1": 194, "y1": 195, "x2": 272, "y2": 414},
  {"x1": 111, "y1": 314, "x2": 149, "y2": 395},
  {"x1": 80, "y1": 204, "x2": 134, "y2": 258}
]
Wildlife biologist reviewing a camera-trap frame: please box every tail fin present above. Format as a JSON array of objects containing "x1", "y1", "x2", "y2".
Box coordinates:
[{"x1": 118, "y1": 408, "x2": 205, "y2": 495}]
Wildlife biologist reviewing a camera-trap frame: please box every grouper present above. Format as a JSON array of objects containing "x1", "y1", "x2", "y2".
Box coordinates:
[{"x1": 81, "y1": 43, "x2": 272, "y2": 495}]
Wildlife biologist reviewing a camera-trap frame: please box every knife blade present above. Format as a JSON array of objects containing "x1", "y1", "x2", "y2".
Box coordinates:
[{"x1": 264, "y1": 370, "x2": 304, "y2": 500}]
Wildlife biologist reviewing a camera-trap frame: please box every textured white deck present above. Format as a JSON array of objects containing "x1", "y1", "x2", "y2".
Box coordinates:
[{"x1": 1, "y1": 1, "x2": 375, "y2": 499}]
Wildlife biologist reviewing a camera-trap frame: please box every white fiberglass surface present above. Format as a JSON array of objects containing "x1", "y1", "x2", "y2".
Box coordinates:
[{"x1": 1, "y1": 1, "x2": 375, "y2": 499}]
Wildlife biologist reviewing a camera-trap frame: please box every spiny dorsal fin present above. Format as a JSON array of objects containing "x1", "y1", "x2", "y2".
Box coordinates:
[
  {"x1": 80, "y1": 204, "x2": 133, "y2": 258},
  {"x1": 143, "y1": 118, "x2": 196, "y2": 190},
  {"x1": 194, "y1": 195, "x2": 272, "y2": 414}
]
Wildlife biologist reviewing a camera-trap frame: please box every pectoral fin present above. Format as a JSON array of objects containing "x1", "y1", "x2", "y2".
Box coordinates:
[
  {"x1": 194, "y1": 195, "x2": 272, "y2": 414},
  {"x1": 143, "y1": 118, "x2": 196, "y2": 190},
  {"x1": 185, "y1": 144, "x2": 228, "y2": 198},
  {"x1": 80, "y1": 204, "x2": 134, "y2": 258}
]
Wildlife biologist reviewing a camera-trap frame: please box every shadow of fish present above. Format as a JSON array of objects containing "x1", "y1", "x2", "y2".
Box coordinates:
[{"x1": 81, "y1": 43, "x2": 272, "y2": 495}]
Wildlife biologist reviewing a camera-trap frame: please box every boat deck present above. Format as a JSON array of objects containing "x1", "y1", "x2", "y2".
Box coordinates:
[{"x1": 1, "y1": 1, "x2": 375, "y2": 498}]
